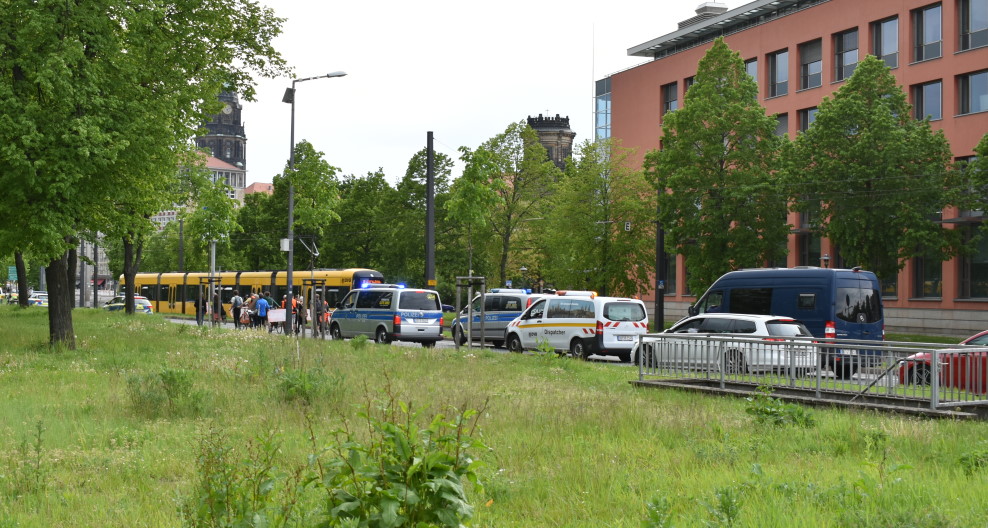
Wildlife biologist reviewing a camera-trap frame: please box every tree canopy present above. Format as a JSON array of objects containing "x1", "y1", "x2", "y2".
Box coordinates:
[
  {"x1": 783, "y1": 55, "x2": 958, "y2": 280},
  {"x1": 644, "y1": 37, "x2": 789, "y2": 295}
]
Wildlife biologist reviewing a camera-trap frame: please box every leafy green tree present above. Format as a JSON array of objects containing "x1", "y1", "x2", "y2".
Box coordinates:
[
  {"x1": 0, "y1": 0, "x2": 287, "y2": 347},
  {"x1": 783, "y1": 55, "x2": 959, "y2": 280},
  {"x1": 544, "y1": 139, "x2": 654, "y2": 296},
  {"x1": 380, "y1": 149, "x2": 454, "y2": 287},
  {"x1": 324, "y1": 170, "x2": 399, "y2": 270},
  {"x1": 476, "y1": 122, "x2": 561, "y2": 286},
  {"x1": 644, "y1": 37, "x2": 789, "y2": 295},
  {"x1": 445, "y1": 147, "x2": 505, "y2": 278},
  {"x1": 235, "y1": 192, "x2": 284, "y2": 271}
]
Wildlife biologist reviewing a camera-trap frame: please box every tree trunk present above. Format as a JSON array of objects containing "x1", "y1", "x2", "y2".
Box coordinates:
[
  {"x1": 122, "y1": 235, "x2": 143, "y2": 315},
  {"x1": 46, "y1": 251, "x2": 76, "y2": 350},
  {"x1": 15, "y1": 251, "x2": 28, "y2": 308}
]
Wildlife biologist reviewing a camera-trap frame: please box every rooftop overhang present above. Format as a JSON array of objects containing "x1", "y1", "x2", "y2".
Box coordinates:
[{"x1": 627, "y1": 0, "x2": 815, "y2": 58}]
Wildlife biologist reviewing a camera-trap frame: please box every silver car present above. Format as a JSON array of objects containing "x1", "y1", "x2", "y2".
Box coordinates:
[{"x1": 329, "y1": 285, "x2": 444, "y2": 347}]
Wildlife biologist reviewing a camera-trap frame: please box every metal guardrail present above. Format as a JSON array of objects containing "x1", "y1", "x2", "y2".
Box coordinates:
[{"x1": 634, "y1": 333, "x2": 988, "y2": 411}]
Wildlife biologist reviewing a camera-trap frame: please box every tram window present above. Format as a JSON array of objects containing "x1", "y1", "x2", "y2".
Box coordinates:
[
  {"x1": 158, "y1": 285, "x2": 168, "y2": 301},
  {"x1": 141, "y1": 285, "x2": 155, "y2": 300}
]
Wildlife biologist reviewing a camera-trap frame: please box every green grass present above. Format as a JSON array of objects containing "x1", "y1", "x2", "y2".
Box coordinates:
[{"x1": 1, "y1": 305, "x2": 988, "y2": 527}]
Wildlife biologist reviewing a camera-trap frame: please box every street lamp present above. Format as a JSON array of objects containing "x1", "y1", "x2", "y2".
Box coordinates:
[
  {"x1": 282, "y1": 71, "x2": 346, "y2": 334},
  {"x1": 821, "y1": 253, "x2": 831, "y2": 268}
]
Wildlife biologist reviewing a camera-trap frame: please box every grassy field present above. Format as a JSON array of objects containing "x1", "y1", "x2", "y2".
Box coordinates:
[{"x1": 1, "y1": 306, "x2": 987, "y2": 527}]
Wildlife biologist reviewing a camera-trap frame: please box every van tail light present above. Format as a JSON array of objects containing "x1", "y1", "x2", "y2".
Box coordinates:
[
  {"x1": 763, "y1": 338, "x2": 784, "y2": 342},
  {"x1": 882, "y1": 323, "x2": 886, "y2": 341},
  {"x1": 596, "y1": 320, "x2": 604, "y2": 335},
  {"x1": 439, "y1": 315, "x2": 444, "y2": 331},
  {"x1": 825, "y1": 321, "x2": 836, "y2": 340},
  {"x1": 394, "y1": 315, "x2": 402, "y2": 326}
]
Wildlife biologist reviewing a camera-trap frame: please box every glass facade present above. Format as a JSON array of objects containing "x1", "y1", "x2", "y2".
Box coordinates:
[
  {"x1": 913, "y1": 80, "x2": 943, "y2": 120},
  {"x1": 834, "y1": 29, "x2": 859, "y2": 81},
  {"x1": 873, "y1": 17, "x2": 899, "y2": 68},
  {"x1": 961, "y1": 0, "x2": 988, "y2": 50},
  {"x1": 662, "y1": 82, "x2": 678, "y2": 115},
  {"x1": 913, "y1": 4, "x2": 942, "y2": 61},
  {"x1": 913, "y1": 255, "x2": 943, "y2": 298},
  {"x1": 960, "y1": 70, "x2": 988, "y2": 114},
  {"x1": 769, "y1": 50, "x2": 789, "y2": 97},
  {"x1": 799, "y1": 40, "x2": 822, "y2": 89},
  {"x1": 595, "y1": 78, "x2": 611, "y2": 140},
  {"x1": 745, "y1": 58, "x2": 758, "y2": 84}
]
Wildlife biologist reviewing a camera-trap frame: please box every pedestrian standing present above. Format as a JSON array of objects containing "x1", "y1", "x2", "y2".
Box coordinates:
[
  {"x1": 231, "y1": 292, "x2": 244, "y2": 329},
  {"x1": 194, "y1": 293, "x2": 206, "y2": 326},
  {"x1": 255, "y1": 293, "x2": 270, "y2": 330},
  {"x1": 247, "y1": 293, "x2": 259, "y2": 328}
]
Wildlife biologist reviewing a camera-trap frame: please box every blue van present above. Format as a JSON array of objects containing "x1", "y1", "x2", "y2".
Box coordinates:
[{"x1": 689, "y1": 267, "x2": 884, "y2": 378}]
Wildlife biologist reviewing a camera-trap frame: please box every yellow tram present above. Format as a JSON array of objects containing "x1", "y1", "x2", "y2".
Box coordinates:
[{"x1": 118, "y1": 268, "x2": 384, "y2": 316}]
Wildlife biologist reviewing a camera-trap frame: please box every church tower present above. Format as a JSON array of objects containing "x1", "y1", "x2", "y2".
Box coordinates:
[
  {"x1": 527, "y1": 114, "x2": 576, "y2": 169},
  {"x1": 195, "y1": 91, "x2": 247, "y2": 170}
]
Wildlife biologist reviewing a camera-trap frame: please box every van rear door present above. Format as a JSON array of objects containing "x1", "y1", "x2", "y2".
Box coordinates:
[{"x1": 834, "y1": 277, "x2": 883, "y2": 340}]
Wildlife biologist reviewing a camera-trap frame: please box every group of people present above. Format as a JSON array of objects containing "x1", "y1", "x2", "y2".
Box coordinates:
[{"x1": 195, "y1": 289, "x2": 330, "y2": 336}]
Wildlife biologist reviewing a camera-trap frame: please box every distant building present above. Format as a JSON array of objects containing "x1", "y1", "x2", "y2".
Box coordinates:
[
  {"x1": 527, "y1": 114, "x2": 576, "y2": 169},
  {"x1": 597, "y1": 0, "x2": 988, "y2": 336},
  {"x1": 195, "y1": 91, "x2": 247, "y2": 171},
  {"x1": 245, "y1": 182, "x2": 274, "y2": 196}
]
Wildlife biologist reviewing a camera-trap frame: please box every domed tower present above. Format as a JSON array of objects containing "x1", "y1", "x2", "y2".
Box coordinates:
[
  {"x1": 526, "y1": 114, "x2": 576, "y2": 169},
  {"x1": 195, "y1": 91, "x2": 247, "y2": 170}
]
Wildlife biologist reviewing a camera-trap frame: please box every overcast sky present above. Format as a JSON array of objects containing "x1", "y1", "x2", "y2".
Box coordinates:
[{"x1": 240, "y1": 1, "x2": 706, "y2": 185}]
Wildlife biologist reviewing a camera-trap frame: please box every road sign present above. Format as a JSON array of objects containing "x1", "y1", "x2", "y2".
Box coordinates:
[{"x1": 7, "y1": 266, "x2": 15, "y2": 281}]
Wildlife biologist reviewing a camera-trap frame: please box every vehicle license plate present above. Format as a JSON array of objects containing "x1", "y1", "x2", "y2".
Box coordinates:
[{"x1": 617, "y1": 335, "x2": 633, "y2": 342}]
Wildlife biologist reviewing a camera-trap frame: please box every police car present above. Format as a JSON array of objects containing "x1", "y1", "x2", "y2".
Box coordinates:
[
  {"x1": 504, "y1": 290, "x2": 649, "y2": 362},
  {"x1": 329, "y1": 284, "x2": 444, "y2": 347},
  {"x1": 451, "y1": 288, "x2": 545, "y2": 348}
]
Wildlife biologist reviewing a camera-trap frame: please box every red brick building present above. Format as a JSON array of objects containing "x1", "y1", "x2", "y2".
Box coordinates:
[{"x1": 597, "y1": 0, "x2": 988, "y2": 336}]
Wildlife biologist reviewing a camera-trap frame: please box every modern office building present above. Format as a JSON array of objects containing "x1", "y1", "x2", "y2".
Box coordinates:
[{"x1": 597, "y1": 0, "x2": 988, "y2": 336}]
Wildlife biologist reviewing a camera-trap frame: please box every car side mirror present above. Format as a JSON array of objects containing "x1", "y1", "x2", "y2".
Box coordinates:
[{"x1": 688, "y1": 305, "x2": 698, "y2": 317}]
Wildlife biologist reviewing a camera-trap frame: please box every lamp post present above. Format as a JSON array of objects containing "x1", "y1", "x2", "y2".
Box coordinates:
[
  {"x1": 821, "y1": 253, "x2": 831, "y2": 268},
  {"x1": 283, "y1": 71, "x2": 346, "y2": 334}
]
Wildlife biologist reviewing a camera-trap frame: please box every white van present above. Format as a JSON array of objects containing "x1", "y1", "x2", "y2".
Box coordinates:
[{"x1": 503, "y1": 291, "x2": 649, "y2": 362}]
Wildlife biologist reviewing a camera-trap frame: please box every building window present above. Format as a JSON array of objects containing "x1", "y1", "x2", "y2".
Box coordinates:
[
  {"x1": 663, "y1": 252, "x2": 677, "y2": 296},
  {"x1": 834, "y1": 29, "x2": 859, "y2": 81},
  {"x1": 873, "y1": 17, "x2": 899, "y2": 69},
  {"x1": 799, "y1": 40, "x2": 822, "y2": 89},
  {"x1": 913, "y1": 255, "x2": 942, "y2": 298},
  {"x1": 959, "y1": 70, "x2": 988, "y2": 114},
  {"x1": 768, "y1": 50, "x2": 789, "y2": 97},
  {"x1": 913, "y1": 4, "x2": 942, "y2": 61},
  {"x1": 684, "y1": 76, "x2": 695, "y2": 94},
  {"x1": 662, "y1": 82, "x2": 678, "y2": 115},
  {"x1": 798, "y1": 233, "x2": 821, "y2": 267},
  {"x1": 745, "y1": 58, "x2": 758, "y2": 85},
  {"x1": 961, "y1": 226, "x2": 988, "y2": 298},
  {"x1": 881, "y1": 277, "x2": 898, "y2": 298},
  {"x1": 595, "y1": 78, "x2": 611, "y2": 140},
  {"x1": 798, "y1": 107, "x2": 818, "y2": 131},
  {"x1": 775, "y1": 113, "x2": 789, "y2": 136},
  {"x1": 960, "y1": 0, "x2": 988, "y2": 50},
  {"x1": 913, "y1": 80, "x2": 942, "y2": 120}
]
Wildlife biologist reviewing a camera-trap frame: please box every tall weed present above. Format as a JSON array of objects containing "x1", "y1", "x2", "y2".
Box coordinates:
[{"x1": 127, "y1": 368, "x2": 206, "y2": 418}]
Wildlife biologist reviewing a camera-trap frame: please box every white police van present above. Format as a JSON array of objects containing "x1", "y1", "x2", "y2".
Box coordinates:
[
  {"x1": 504, "y1": 291, "x2": 649, "y2": 362},
  {"x1": 451, "y1": 288, "x2": 545, "y2": 348},
  {"x1": 329, "y1": 284, "x2": 444, "y2": 347}
]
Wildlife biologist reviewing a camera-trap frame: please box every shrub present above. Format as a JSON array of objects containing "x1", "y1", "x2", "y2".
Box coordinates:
[
  {"x1": 959, "y1": 441, "x2": 988, "y2": 476},
  {"x1": 277, "y1": 368, "x2": 329, "y2": 405},
  {"x1": 744, "y1": 386, "x2": 815, "y2": 428},
  {"x1": 127, "y1": 368, "x2": 206, "y2": 418}
]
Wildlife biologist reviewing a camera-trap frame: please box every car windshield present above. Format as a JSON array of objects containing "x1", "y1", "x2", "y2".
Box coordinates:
[
  {"x1": 766, "y1": 320, "x2": 812, "y2": 337},
  {"x1": 398, "y1": 291, "x2": 440, "y2": 311},
  {"x1": 603, "y1": 302, "x2": 646, "y2": 322}
]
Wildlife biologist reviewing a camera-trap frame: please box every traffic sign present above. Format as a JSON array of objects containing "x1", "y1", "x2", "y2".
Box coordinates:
[{"x1": 7, "y1": 266, "x2": 15, "y2": 281}]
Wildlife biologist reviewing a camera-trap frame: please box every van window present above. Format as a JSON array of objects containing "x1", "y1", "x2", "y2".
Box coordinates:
[
  {"x1": 398, "y1": 291, "x2": 440, "y2": 311},
  {"x1": 836, "y1": 287, "x2": 882, "y2": 323},
  {"x1": 696, "y1": 290, "x2": 724, "y2": 314},
  {"x1": 603, "y1": 302, "x2": 646, "y2": 321},
  {"x1": 547, "y1": 298, "x2": 594, "y2": 318},
  {"x1": 501, "y1": 297, "x2": 522, "y2": 311},
  {"x1": 766, "y1": 320, "x2": 813, "y2": 337},
  {"x1": 797, "y1": 293, "x2": 816, "y2": 310},
  {"x1": 730, "y1": 288, "x2": 772, "y2": 315},
  {"x1": 527, "y1": 299, "x2": 546, "y2": 319},
  {"x1": 357, "y1": 291, "x2": 390, "y2": 309},
  {"x1": 340, "y1": 291, "x2": 358, "y2": 309}
]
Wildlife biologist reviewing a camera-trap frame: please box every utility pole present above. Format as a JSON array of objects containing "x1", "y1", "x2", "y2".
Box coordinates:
[
  {"x1": 425, "y1": 131, "x2": 435, "y2": 288},
  {"x1": 79, "y1": 240, "x2": 87, "y2": 308},
  {"x1": 178, "y1": 218, "x2": 185, "y2": 272},
  {"x1": 654, "y1": 189, "x2": 666, "y2": 331},
  {"x1": 92, "y1": 238, "x2": 99, "y2": 308}
]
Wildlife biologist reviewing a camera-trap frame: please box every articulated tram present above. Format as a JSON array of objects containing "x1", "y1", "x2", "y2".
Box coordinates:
[{"x1": 119, "y1": 268, "x2": 384, "y2": 316}]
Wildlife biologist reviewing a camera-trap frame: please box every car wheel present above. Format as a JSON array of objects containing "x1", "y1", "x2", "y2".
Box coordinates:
[
  {"x1": 491, "y1": 340, "x2": 504, "y2": 349},
  {"x1": 330, "y1": 323, "x2": 342, "y2": 340},
  {"x1": 616, "y1": 351, "x2": 632, "y2": 363},
  {"x1": 421, "y1": 341, "x2": 436, "y2": 348},
  {"x1": 570, "y1": 339, "x2": 589, "y2": 360},
  {"x1": 641, "y1": 343, "x2": 655, "y2": 368},
  {"x1": 723, "y1": 349, "x2": 747, "y2": 375},
  {"x1": 832, "y1": 360, "x2": 858, "y2": 380},
  {"x1": 375, "y1": 327, "x2": 391, "y2": 345},
  {"x1": 507, "y1": 334, "x2": 523, "y2": 353},
  {"x1": 453, "y1": 325, "x2": 466, "y2": 346}
]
